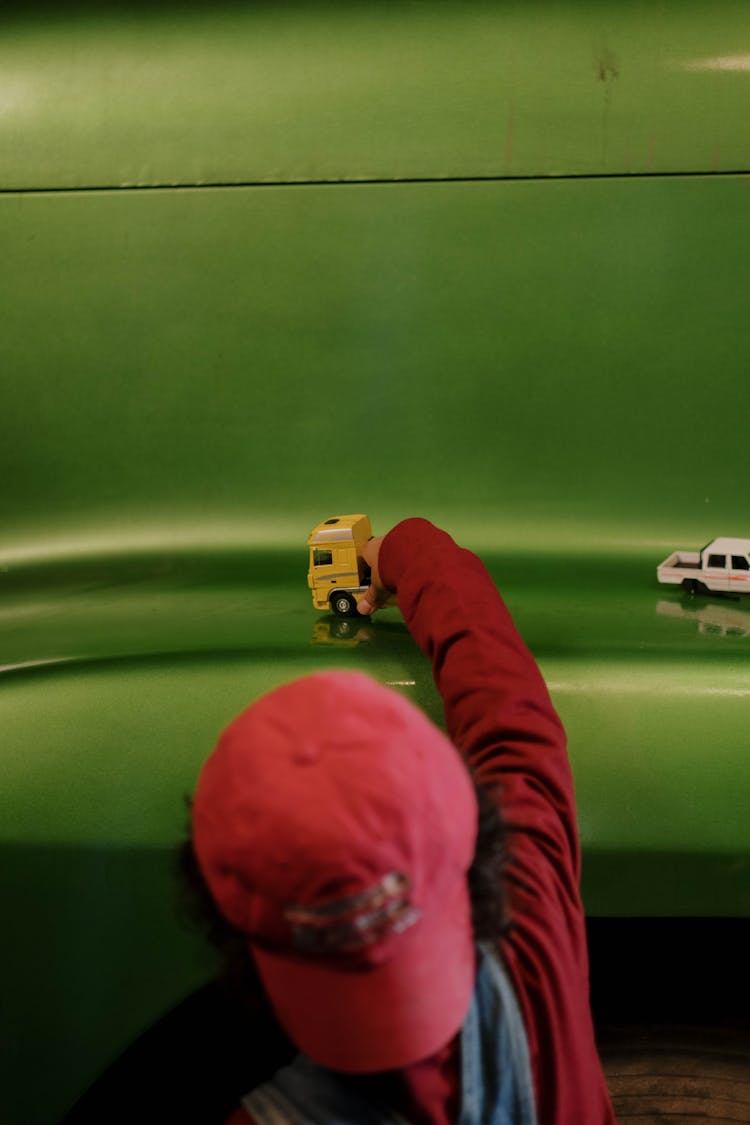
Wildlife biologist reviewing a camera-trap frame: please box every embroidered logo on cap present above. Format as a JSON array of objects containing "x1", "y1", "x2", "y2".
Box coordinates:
[{"x1": 285, "y1": 872, "x2": 420, "y2": 954}]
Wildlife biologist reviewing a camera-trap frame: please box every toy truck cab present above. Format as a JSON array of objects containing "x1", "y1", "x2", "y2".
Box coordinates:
[
  {"x1": 307, "y1": 514, "x2": 373, "y2": 617},
  {"x1": 657, "y1": 536, "x2": 750, "y2": 595}
]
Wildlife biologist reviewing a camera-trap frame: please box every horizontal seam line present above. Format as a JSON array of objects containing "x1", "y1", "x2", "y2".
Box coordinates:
[{"x1": 2, "y1": 169, "x2": 750, "y2": 196}]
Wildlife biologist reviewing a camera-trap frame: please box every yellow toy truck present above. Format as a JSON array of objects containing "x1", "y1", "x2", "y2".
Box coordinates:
[{"x1": 307, "y1": 514, "x2": 374, "y2": 617}]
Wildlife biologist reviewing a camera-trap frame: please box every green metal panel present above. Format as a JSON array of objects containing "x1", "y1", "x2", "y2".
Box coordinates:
[
  {"x1": 2, "y1": 176, "x2": 750, "y2": 546},
  {"x1": 4, "y1": 552, "x2": 750, "y2": 871},
  {"x1": 2, "y1": 1, "x2": 750, "y2": 190},
  {"x1": 3, "y1": 4, "x2": 750, "y2": 1123}
]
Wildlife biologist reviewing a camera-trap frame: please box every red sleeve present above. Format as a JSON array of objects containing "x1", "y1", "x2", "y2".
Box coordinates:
[
  {"x1": 224, "y1": 1108, "x2": 252, "y2": 1125},
  {"x1": 379, "y1": 519, "x2": 614, "y2": 1125}
]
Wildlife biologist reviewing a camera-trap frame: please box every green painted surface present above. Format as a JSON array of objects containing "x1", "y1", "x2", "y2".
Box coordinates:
[
  {"x1": 3, "y1": 172, "x2": 750, "y2": 1125},
  {"x1": 1, "y1": 842, "x2": 211, "y2": 1125},
  {"x1": 3, "y1": 4, "x2": 750, "y2": 1122},
  {"x1": 2, "y1": 1, "x2": 750, "y2": 190},
  {"x1": 3, "y1": 176, "x2": 750, "y2": 548},
  {"x1": 3, "y1": 551, "x2": 750, "y2": 867}
]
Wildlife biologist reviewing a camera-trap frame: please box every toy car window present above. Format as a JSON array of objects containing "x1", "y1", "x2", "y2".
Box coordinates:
[
  {"x1": 313, "y1": 549, "x2": 333, "y2": 566},
  {"x1": 708, "y1": 554, "x2": 727, "y2": 568},
  {"x1": 731, "y1": 555, "x2": 750, "y2": 570}
]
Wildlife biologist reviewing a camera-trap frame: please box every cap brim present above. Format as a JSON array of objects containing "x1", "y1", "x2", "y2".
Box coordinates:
[{"x1": 250, "y1": 875, "x2": 475, "y2": 1074}]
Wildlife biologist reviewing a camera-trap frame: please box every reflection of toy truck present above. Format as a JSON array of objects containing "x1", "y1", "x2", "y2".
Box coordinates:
[
  {"x1": 657, "y1": 537, "x2": 750, "y2": 595},
  {"x1": 307, "y1": 514, "x2": 373, "y2": 617}
]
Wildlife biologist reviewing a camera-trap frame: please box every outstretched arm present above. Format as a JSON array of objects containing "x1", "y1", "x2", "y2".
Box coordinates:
[
  {"x1": 359, "y1": 518, "x2": 613, "y2": 1125},
  {"x1": 360, "y1": 519, "x2": 575, "y2": 865}
]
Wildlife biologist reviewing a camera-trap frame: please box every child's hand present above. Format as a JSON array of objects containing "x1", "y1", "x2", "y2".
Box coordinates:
[{"x1": 356, "y1": 536, "x2": 393, "y2": 615}]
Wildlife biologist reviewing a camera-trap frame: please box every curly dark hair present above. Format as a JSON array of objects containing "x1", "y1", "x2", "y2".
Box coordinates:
[
  {"x1": 467, "y1": 779, "x2": 511, "y2": 942},
  {"x1": 176, "y1": 776, "x2": 510, "y2": 1005}
]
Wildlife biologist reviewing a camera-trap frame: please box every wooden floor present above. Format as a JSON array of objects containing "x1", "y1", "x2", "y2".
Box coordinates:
[
  {"x1": 599, "y1": 1025, "x2": 750, "y2": 1123},
  {"x1": 589, "y1": 920, "x2": 750, "y2": 1123}
]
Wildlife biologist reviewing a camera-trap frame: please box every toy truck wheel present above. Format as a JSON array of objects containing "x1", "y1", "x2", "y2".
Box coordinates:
[
  {"x1": 682, "y1": 578, "x2": 708, "y2": 595},
  {"x1": 330, "y1": 591, "x2": 358, "y2": 618}
]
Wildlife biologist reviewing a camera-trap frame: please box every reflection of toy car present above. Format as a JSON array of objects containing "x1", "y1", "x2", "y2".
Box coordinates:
[
  {"x1": 307, "y1": 514, "x2": 373, "y2": 617},
  {"x1": 656, "y1": 598, "x2": 750, "y2": 638},
  {"x1": 657, "y1": 537, "x2": 750, "y2": 595}
]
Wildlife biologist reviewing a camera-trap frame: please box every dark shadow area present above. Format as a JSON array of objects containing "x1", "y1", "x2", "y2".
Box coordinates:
[
  {"x1": 581, "y1": 851, "x2": 750, "y2": 918},
  {"x1": 58, "y1": 978, "x2": 294, "y2": 1125},
  {"x1": 0, "y1": 0, "x2": 280, "y2": 21},
  {"x1": 587, "y1": 917, "x2": 750, "y2": 1028},
  {"x1": 0, "y1": 836, "x2": 295, "y2": 1125},
  {"x1": 589, "y1": 919, "x2": 750, "y2": 1120},
  {"x1": 57, "y1": 919, "x2": 750, "y2": 1123}
]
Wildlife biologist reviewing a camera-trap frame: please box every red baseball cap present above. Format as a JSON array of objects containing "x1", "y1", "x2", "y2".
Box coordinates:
[{"x1": 192, "y1": 670, "x2": 478, "y2": 1073}]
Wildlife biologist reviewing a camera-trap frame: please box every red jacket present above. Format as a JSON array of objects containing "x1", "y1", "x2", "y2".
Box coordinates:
[{"x1": 231, "y1": 518, "x2": 613, "y2": 1124}]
